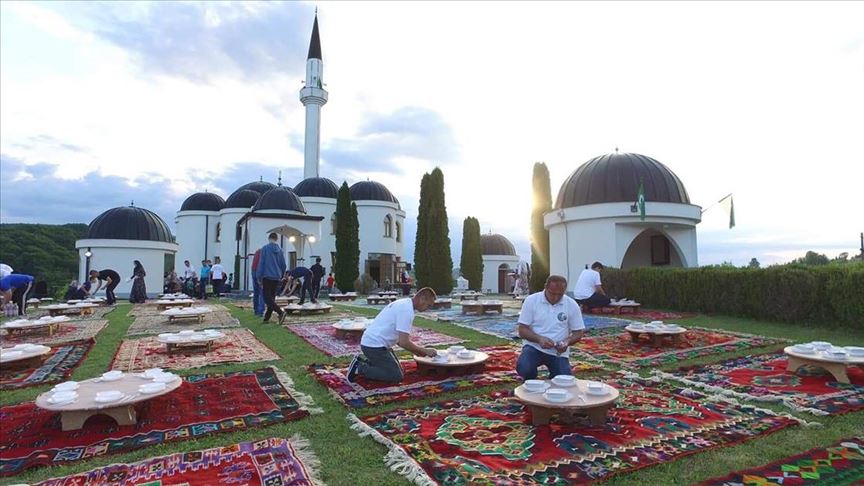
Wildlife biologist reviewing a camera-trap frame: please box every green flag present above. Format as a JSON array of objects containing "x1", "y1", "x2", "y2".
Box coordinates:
[
  {"x1": 637, "y1": 181, "x2": 646, "y2": 221},
  {"x1": 720, "y1": 194, "x2": 735, "y2": 229}
]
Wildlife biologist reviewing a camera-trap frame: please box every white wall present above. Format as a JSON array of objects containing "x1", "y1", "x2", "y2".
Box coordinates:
[
  {"x1": 481, "y1": 255, "x2": 520, "y2": 294},
  {"x1": 174, "y1": 211, "x2": 221, "y2": 272},
  {"x1": 76, "y1": 239, "x2": 178, "y2": 298},
  {"x1": 355, "y1": 200, "x2": 406, "y2": 266},
  {"x1": 301, "y1": 198, "x2": 337, "y2": 272}
]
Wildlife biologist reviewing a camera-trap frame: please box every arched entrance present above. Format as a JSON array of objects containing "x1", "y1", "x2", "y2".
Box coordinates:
[
  {"x1": 621, "y1": 229, "x2": 685, "y2": 269},
  {"x1": 497, "y1": 264, "x2": 510, "y2": 293}
]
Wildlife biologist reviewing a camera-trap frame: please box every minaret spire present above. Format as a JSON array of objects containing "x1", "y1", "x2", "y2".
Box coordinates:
[
  {"x1": 307, "y1": 12, "x2": 322, "y2": 61},
  {"x1": 300, "y1": 11, "x2": 328, "y2": 179}
]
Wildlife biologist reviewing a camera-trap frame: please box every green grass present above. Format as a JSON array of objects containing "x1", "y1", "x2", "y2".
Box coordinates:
[{"x1": 2, "y1": 302, "x2": 863, "y2": 485}]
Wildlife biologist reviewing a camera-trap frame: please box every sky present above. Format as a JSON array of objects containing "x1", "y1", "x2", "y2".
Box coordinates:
[{"x1": 1, "y1": 1, "x2": 862, "y2": 267}]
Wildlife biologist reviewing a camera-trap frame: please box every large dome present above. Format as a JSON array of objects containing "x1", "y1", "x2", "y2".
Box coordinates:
[
  {"x1": 252, "y1": 186, "x2": 306, "y2": 213},
  {"x1": 480, "y1": 233, "x2": 516, "y2": 256},
  {"x1": 86, "y1": 206, "x2": 173, "y2": 243},
  {"x1": 236, "y1": 180, "x2": 276, "y2": 195},
  {"x1": 350, "y1": 180, "x2": 398, "y2": 205},
  {"x1": 180, "y1": 192, "x2": 225, "y2": 212},
  {"x1": 224, "y1": 189, "x2": 261, "y2": 209},
  {"x1": 555, "y1": 153, "x2": 690, "y2": 209},
  {"x1": 293, "y1": 177, "x2": 338, "y2": 198}
]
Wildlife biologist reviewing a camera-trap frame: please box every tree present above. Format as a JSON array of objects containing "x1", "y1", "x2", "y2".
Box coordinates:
[
  {"x1": 0, "y1": 223, "x2": 88, "y2": 296},
  {"x1": 792, "y1": 251, "x2": 830, "y2": 266},
  {"x1": 529, "y1": 162, "x2": 552, "y2": 292},
  {"x1": 748, "y1": 258, "x2": 760, "y2": 268},
  {"x1": 334, "y1": 182, "x2": 359, "y2": 291},
  {"x1": 416, "y1": 168, "x2": 453, "y2": 294},
  {"x1": 413, "y1": 173, "x2": 431, "y2": 288},
  {"x1": 460, "y1": 216, "x2": 484, "y2": 291}
]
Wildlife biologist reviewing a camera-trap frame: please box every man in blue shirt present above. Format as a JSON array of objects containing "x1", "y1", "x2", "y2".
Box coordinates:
[
  {"x1": 255, "y1": 233, "x2": 288, "y2": 324},
  {"x1": 198, "y1": 260, "x2": 211, "y2": 300},
  {"x1": 0, "y1": 273, "x2": 35, "y2": 316},
  {"x1": 285, "y1": 266, "x2": 316, "y2": 305}
]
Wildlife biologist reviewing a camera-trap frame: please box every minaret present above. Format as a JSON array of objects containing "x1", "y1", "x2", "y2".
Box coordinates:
[{"x1": 300, "y1": 13, "x2": 327, "y2": 179}]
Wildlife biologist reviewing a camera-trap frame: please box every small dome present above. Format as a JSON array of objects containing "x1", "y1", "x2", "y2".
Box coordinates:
[
  {"x1": 555, "y1": 153, "x2": 690, "y2": 209},
  {"x1": 253, "y1": 186, "x2": 306, "y2": 213},
  {"x1": 480, "y1": 233, "x2": 516, "y2": 256},
  {"x1": 224, "y1": 189, "x2": 261, "y2": 209},
  {"x1": 180, "y1": 192, "x2": 225, "y2": 212},
  {"x1": 86, "y1": 206, "x2": 173, "y2": 243},
  {"x1": 350, "y1": 180, "x2": 398, "y2": 204},
  {"x1": 235, "y1": 180, "x2": 276, "y2": 195},
  {"x1": 293, "y1": 177, "x2": 338, "y2": 198}
]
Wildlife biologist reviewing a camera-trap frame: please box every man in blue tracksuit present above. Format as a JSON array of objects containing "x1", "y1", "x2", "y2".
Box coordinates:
[
  {"x1": 0, "y1": 273, "x2": 35, "y2": 316},
  {"x1": 286, "y1": 266, "x2": 316, "y2": 305},
  {"x1": 255, "y1": 233, "x2": 288, "y2": 324}
]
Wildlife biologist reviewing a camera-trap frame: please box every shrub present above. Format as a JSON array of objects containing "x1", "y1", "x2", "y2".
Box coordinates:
[{"x1": 353, "y1": 274, "x2": 376, "y2": 295}]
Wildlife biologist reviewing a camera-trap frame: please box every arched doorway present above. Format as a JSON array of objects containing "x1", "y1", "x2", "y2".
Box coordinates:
[
  {"x1": 621, "y1": 229, "x2": 685, "y2": 269},
  {"x1": 497, "y1": 264, "x2": 510, "y2": 293}
]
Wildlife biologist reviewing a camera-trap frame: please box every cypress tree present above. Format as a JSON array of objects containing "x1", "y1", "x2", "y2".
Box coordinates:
[
  {"x1": 413, "y1": 173, "x2": 431, "y2": 288},
  {"x1": 349, "y1": 201, "x2": 360, "y2": 285},
  {"x1": 530, "y1": 162, "x2": 552, "y2": 292},
  {"x1": 460, "y1": 217, "x2": 483, "y2": 291},
  {"x1": 334, "y1": 182, "x2": 358, "y2": 291},
  {"x1": 426, "y1": 168, "x2": 454, "y2": 294}
]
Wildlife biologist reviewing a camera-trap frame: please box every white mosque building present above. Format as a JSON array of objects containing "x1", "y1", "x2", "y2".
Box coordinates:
[
  {"x1": 479, "y1": 233, "x2": 521, "y2": 294},
  {"x1": 76, "y1": 14, "x2": 406, "y2": 295}
]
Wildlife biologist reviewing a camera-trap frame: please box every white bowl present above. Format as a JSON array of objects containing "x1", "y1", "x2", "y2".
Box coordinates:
[
  {"x1": 544, "y1": 389, "x2": 571, "y2": 403},
  {"x1": 811, "y1": 341, "x2": 832, "y2": 351},
  {"x1": 845, "y1": 346, "x2": 864, "y2": 357},
  {"x1": 792, "y1": 345, "x2": 815, "y2": 354},
  {"x1": 551, "y1": 375, "x2": 577, "y2": 387},
  {"x1": 649, "y1": 320, "x2": 664, "y2": 325},
  {"x1": 94, "y1": 391, "x2": 124, "y2": 403},
  {"x1": 431, "y1": 354, "x2": 449, "y2": 363},
  {"x1": 53, "y1": 381, "x2": 79, "y2": 392},
  {"x1": 48, "y1": 394, "x2": 78, "y2": 405},
  {"x1": 139, "y1": 382, "x2": 167, "y2": 394},
  {"x1": 457, "y1": 350, "x2": 475, "y2": 359},
  {"x1": 153, "y1": 373, "x2": 179, "y2": 383},
  {"x1": 143, "y1": 368, "x2": 164, "y2": 378},
  {"x1": 448, "y1": 346, "x2": 466, "y2": 354},
  {"x1": 1, "y1": 351, "x2": 23, "y2": 359},
  {"x1": 586, "y1": 381, "x2": 606, "y2": 392},
  {"x1": 51, "y1": 390, "x2": 78, "y2": 401},
  {"x1": 524, "y1": 379, "x2": 546, "y2": 392},
  {"x1": 179, "y1": 330, "x2": 195, "y2": 335},
  {"x1": 102, "y1": 371, "x2": 124, "y2": 381}
]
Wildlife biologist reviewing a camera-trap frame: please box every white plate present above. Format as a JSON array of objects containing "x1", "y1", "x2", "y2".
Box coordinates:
[
  {"x1": 53, "y1": 381, "x2": 79, "y2": 391},
  {"x1": 153, "y1": 373, "x2": 179, "y2": 383},
  {"x1": 551, "y1": 376, "x2": 578, "y2": 387},
  {"x1": 47, "y1": 396, "x2": 78, "y2": 405},
  {"x1": 522, "y1": 382, "x2": 551, "y2": 394},
  {"x1": 586, "y1": 386, "x2": 610, "y2": 396},
  {"x1": 846, "y1": 347, "x2": 864, "y2": 356},
  {"x1": 139, "y1": 383, "x2": 167, "y2": 394},
  {"x1": 792, "y1": 346, "x2": 815, "y2": 354},
  {"x1": 94, "y1": 393, "x2": 124, "y2": 403},
  {"x1": 1, "y1": 351, "x2": 23, "y2": 359},
  {"x1": 101, "y1": 372, "x2": 123, "y2": 381},
  {"x1": 544, "y1": 390, "x2": 573, "y2": 403}
]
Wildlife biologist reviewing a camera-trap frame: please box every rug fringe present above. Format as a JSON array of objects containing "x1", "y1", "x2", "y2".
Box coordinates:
[
  {"x1": 288, "y1": 434, "x2": 326, "y2": 486},
  {"x1": 270, "y1": 366, "x2": 323, "y2": 414},
  {"x1": 348, "y1": 414, "x2": 437, "y2": 486}
]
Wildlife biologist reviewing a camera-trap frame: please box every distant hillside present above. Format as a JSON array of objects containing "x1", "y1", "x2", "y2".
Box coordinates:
[{"x1": 0, "y1": 223, "x2": 88, "y2": 296}]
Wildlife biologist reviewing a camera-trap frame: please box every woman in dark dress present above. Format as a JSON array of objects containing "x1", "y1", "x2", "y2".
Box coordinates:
[{"x1": 129, "y1": 260, "x2": 147, "y2": 303}]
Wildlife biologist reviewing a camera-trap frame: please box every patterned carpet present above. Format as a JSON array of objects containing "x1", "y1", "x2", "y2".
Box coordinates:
[
  {"x1": 0, "y1": 320, "x2": 108, "y2": 347},
  {"x1": 111, "y1": 328, "x2": 281, "y2": 372},
  {"x1": 126, "y1": 311, "x2": 240, "y2": 335},
  {"x1": 441, "y1": 314, "x2": 633, "y2": 340},
  {"x1": 127, "y1": 303, "x2": 229, "y2": 317},
  {"x1": 0, "y1": 340, "x2": 93, "y2": 390},
  {"x1": 352, "y1": 374, "x2": 802, "y2": 484},
  {"x1": 288, "y1": 322, "x2": 465, "y2": 358},
  {"x1": 698, "y1": 436, "x2": 864, "y2": 485},
  {"x1": 656, "y1": 353, "x2": 864, "y2": 415},
  {"x1": 308, "y1": 345, "x2": 602, "y2": 409},
  {"x1": 0, "y1": 367, "x2": 316, "y2": 476},
  {"x1": 33, "y1": 435, "x2": 324, "y2": 486}
]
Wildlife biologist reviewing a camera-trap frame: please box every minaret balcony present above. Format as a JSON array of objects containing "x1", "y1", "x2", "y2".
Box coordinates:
[{"x1": 300, "y1": 87, "x2": 328, "y2": 105}]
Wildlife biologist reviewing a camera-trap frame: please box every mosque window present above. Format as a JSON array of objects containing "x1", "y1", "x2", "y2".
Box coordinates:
[
  {"x1": 395, "y1": 222, "x2": 401, "y2": 242},
  {"x1": 215, "y1": 222, "x2": 221, "y2": 242},
  {"x1": 384, "y1": 215, "x2": 393, "y2": 238},
  {"x1": 331, "y1": 213, "x2": 337, "y2": 235}
]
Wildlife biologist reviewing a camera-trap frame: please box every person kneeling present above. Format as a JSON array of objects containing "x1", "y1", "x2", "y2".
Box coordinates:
[
  {"x1": 516, "y1": 275, "x2": 585, "y2": 379},
  {"x1": 347, "y1": 287, "x2": 438, "y2": 383}
]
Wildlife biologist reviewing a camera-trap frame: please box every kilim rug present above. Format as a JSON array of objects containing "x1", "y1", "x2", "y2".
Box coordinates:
[
  {"x1": 288, "y1": 323, "x2": 465, "y2": 358},
  {"x1": 281, "y1": 311, "x2": 357, "y2": 325},
  {"x1": 625, "y1": 310, "x2": 698, "y2": 321},
  {"x1": 0, "y1": 340, "x2": 93, "y2": 390},
  {"x1": 698, "y1": 436, "x2": 864, "y2": 485},
  {"x1": 33, "y1": 435, "x2": 324, "y2": 486},
  {"x1": 308, "y1": 345, "x2": 602, "y2": 409},
  {"x1": 569, "y1": 326, "x2": 786, "y2": 369},
  {"x1": 442, "y1": 315, "x2": 633, "y2": 340},
  {"x1": 656, "y1": 353, "x2": 864, "y2": 415},
  {"x1": 1, "y1": 320, "x2": 108, "y2": 347},
  {"x1": 126, "y1": 311, "x2": 240, "y2": 336},
  {"x1": 127, "y1": 303, "x2": 228, "y2": 317},
  {"x1": 351, "y1": 374, "x2": 803, "y2": 485},
  {"x1": 110, "y1": 329, "x2": 281, "y2": 372},
  {"x1": 0, "y1": 367, "x2": 317, "y2": 476}
]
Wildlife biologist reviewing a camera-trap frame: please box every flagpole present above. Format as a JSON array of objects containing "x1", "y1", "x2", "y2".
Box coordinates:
[{"x1": 701, "y1": 193, "x2": 733, "y2": 215}]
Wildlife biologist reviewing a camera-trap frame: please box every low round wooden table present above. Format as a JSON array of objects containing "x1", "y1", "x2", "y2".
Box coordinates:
[
  {"x1": 158, "y1": 332, "x2": 225, "y2": 355},
  {"x1": 625, "y1": 324, "x2": 687, "y2": 347},
  {"x1": 329, "y1": 294, "x2": 357, "y2": 302},
  {"x1": 367, "y1": 296, "x2": 398, "y2": 305},
  {"x1": 515, "y1": 380, "x2": 620, "y2": 426},
  {"x1": 430, "y1": 299, "x2": 452, "y2": 310},
  {"x1": 414, "y1": 351, "x2": 489, "y2": 377},
  {"x1": 462, "y1": 301, "x2": 504, "y2": 315},
  {"x1": 44, "y1": 304, "x2": 94, "y2": 317},
  {"x1": 27, "y1": 298, "x2": 41, "y2": 309},
  {"x1": 1, "y1": 344, "x2": 52, "y2": 370},
  {"x1": 156, "y1": 300, "x2": 195, "y2": 311},
  {"x1": 455, "y1": 293, "x2": 483, "y2": 301},
  {"x1": 1, "y1": 318, "x2": 66, "y2": 337},
  {"x1": 275, "y1": 295, "x2": 300, "y2": 304},
  {"x1": 784, "y1": 346, "x2": 864, "y2": 384},
  {"x1": 35, "y1": 373, "x2": 182, "y2": 431},
  {"x1": 161, "y1": 308, "x2": 211, "y2": 323},
  {"x1": 331, "y1": 320, "x2": 370, "y2": 339},
  {"x1": 284, "y1": 304, "x2": 333, "y2": 315},
  {"x1": 609, "y1": 302, "x2": 641, "y2": 314}
]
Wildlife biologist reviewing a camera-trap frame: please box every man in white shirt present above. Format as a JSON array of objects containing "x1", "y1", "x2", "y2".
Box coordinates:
[
  {"x1": 182, "y1": 260, "x2": 196, "y2": 281},
  {"x1": 573, "y1": 261, "x2": 611, "y2": 310},
  {"x1": 210, "y1": 256, "x2": 226, "y2": 296},
  {"x1": 516, "y1": 275, "x2": 585, "y2": 379},
  {"x1": 347, "y1": 287, "x2": 438, "y2": 383}
]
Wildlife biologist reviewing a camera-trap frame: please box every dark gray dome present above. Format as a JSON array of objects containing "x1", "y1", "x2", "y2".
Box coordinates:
[
  {"x1": 252, "y1": 186, "x2": 306, "y2": 213},
  {"x1": 236, "y1": 180, "x2": 276, "y2": 195},
  {"x1": 224, "y1": 189, "x2": 261, "y2": 209},
  {"x1": 293, "y1": 177, "x2": 338, "y2": 198},
  {"x1": 555, "y1": 153, "x2": 690, "y2": 209},
  {"x1": 480, "y1": 234, "x2": 516, "y2": 256},
  {"x1": 350, "y1": 180, "x2": 398, "y2": 204},
  {"x1": 180, "y1": 192, "x2": 225, "y2": 212},
  {"x1": 86, "y1": 206, "x2": 173, "y2": 243}
]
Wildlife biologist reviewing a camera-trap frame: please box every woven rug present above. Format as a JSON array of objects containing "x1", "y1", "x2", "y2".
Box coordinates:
[
  {"x1": 698, "y1": 436, "x2": 864, "y2": 485},
  {"x1": 0, "y1": 367, "x2": 317, "y2": 476},
  {"x1": 626, "y1": 310, "x2": 698, "y2": 321},
  {"x1": 569, "y1": 326, "x2": 786, "y2": 369},
  {"x1": 282, "y1": 311, "x2": 357, "y2": 325},
  {"x1": 34, "y1": 435, "x2": 324, "y2": 486},
  {"x1": 656, "y1": 353, "x2": 864, "y2": 416},
  {"x1": 127, "y1": 303, "x2": 227, "y2": 317},
  {"x1": 126, "y1": 311, "x2": 240, "y2": 336},
  {"x1": 352, "y1": 374, "x2": 802, "y2": 484},
  {"x1": 0, "y1": 340, "x2": 93, "y2": 390},
  {"x1": 288, "y1": 323, "x2": 464, "y2": 358},
  {"x1": 443, "y1": 314, "x2": 632, "y2": 340},
  {"x1": 309, "y1": 345, "x2": 602, "y2": 409},
  {"x1": 111, "y1": 329, "x2": 281, "y2": 372},
  {"x1": 1, "y1": 320, "x2": 108, "y2": 347}
]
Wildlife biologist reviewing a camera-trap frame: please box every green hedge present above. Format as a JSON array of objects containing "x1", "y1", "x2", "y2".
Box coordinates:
[{"x1": 602, "y1": 264, "x2": 864, "y2": 327}]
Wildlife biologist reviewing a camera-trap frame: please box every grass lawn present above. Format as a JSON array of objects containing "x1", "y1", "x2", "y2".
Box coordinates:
[{"x1": 2, "y1": 301, "x2": 862, "y2": 485}]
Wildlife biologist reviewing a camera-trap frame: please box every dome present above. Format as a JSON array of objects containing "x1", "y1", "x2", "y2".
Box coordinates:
[
  {"x1": 350, "y1": 180, "x2": 398, "y2": 204},
  {"x1": 555, "y1": 153, "x2": 690, "y2": 209},
  {"x1": 86, "y1": 206, "x2": 173, "y2": 243},
  {"x1": 252, "y1": 186, "x2": 306, "y2": 213},
  {"x1": 480, "y1": 233, "x2": 517, "y2": 256},
  {"x1": 224, "y1": 189, "x2": 261, "y2": 209},
  {"x1": 180, "y1": 192, "x2": 225, "y2": 212},
  {"x1": 236, "y1": 180, "x2": 276, "y2": 195},
  {"x1": 293, "y1": 177, "x2": 338, "y2": 198}
]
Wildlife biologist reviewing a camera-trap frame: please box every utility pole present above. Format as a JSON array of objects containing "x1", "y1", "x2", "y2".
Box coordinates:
[{"x1": 860, "y1": 232, "x2": 863, "y2": 260}]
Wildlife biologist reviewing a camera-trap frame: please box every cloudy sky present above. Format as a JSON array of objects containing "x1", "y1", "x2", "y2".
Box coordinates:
[{"x1": 2, "y1": 1, "x2": 862, "y2": 266}]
